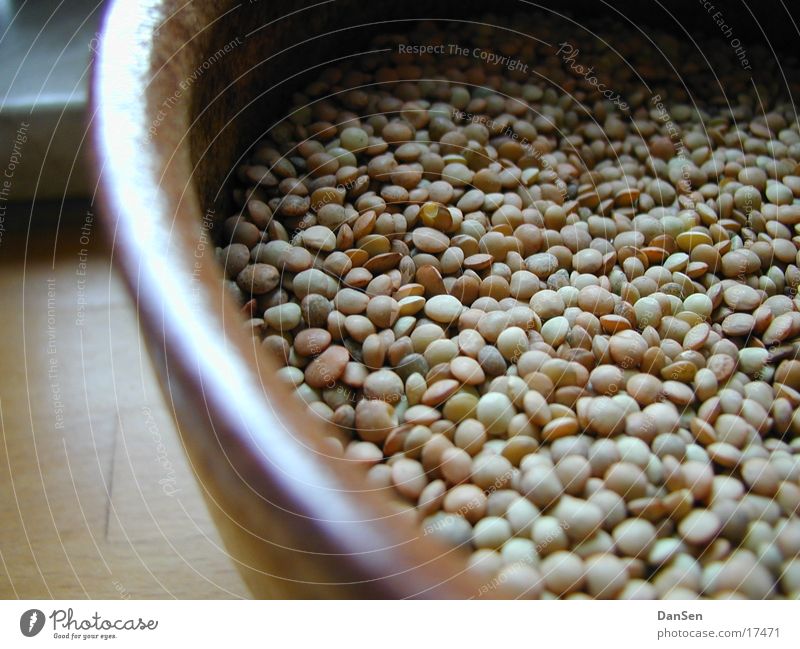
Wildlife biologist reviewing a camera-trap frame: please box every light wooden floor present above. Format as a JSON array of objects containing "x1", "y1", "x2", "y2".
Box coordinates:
[{"x1": 0, "y1": 201, "x2": 248, "y2": 599}]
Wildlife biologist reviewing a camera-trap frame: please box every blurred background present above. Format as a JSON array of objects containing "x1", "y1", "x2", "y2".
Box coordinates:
[{"x1": 0, "y1": 0, "x2": 247, "y2": 598}]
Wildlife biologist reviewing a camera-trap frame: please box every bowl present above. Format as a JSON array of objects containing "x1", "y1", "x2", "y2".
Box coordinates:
[
  {"x1": 91, "y1": 0, "x2": 796, "y2": 599},
  {"x1": 90, "y1": 0, "x2": 496, "y2": 598}
]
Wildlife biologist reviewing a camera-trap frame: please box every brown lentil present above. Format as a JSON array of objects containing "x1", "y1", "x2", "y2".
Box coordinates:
[{"x1": 219, "y1": 18, "x2": 800, "y2": 601}]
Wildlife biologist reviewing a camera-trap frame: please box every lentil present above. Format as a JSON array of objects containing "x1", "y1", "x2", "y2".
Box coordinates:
[{"x1": 219, "y1": 18, "x2": 800, "y2": 600}]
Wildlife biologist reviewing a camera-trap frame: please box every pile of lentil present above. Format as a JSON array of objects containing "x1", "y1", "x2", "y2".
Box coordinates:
[{"x1": 216, "y1": 18, "x2": 800, "y2": 598}]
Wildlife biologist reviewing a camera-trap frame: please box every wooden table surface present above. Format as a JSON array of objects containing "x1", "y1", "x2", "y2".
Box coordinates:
[{"x1": 0, "y1": 201, "x2": 248, "y2": 599}]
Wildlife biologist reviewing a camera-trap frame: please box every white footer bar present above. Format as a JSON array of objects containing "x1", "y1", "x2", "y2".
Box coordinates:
[{"x1": 0, "y1": 600, "x2": 797, "y2": 647}]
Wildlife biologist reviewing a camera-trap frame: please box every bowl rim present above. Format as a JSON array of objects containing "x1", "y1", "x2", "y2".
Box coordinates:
[{"x1": 90, "y1": 0, "x2": 487, "y2": 598}]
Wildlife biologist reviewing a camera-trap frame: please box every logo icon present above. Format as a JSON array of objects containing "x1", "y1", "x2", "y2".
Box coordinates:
[{"x1": 20, "y1": 609, "x2": 45, "y2": 637}]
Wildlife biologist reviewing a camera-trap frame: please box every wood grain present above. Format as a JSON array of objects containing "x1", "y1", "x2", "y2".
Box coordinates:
[{"x1": 0, "y1": 203, "x2": 247, "y2": 599}]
